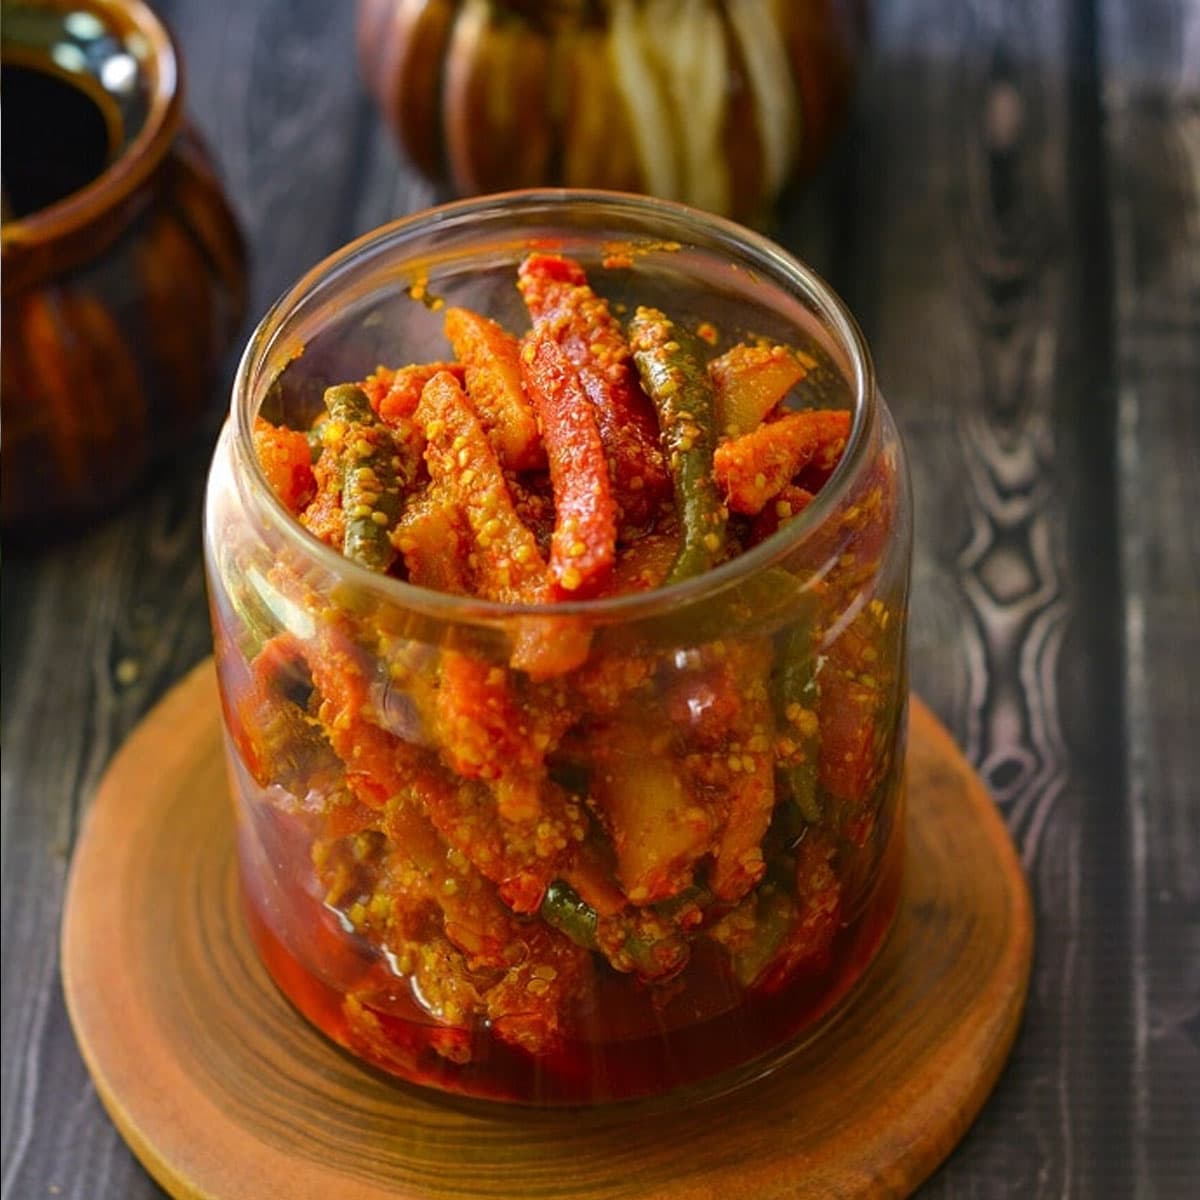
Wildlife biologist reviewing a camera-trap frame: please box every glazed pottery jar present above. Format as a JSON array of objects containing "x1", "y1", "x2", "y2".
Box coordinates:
[
  {"x1": 357, "y1": 0, "x2": 868, "y2": 224},
  {"x1": 1, "y1": 0, "x2": 247, "y2": 531}
]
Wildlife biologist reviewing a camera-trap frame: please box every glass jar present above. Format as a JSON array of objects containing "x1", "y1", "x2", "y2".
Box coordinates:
[{"x1": 204, "y1": 191, "x2": 911, "y2": 1106}]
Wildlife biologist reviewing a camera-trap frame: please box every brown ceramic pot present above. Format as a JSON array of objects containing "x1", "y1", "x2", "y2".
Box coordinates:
[
  {"x1": 1, "y1": 0, "x2": 247, "y2": 532},
  {"x1": 356, "y1": 0, "x2": 869, "y2": 225}
]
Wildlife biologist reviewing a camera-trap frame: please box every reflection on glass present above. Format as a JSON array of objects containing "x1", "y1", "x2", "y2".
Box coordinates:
[{"x1": 50, "y1": 40, "x2": 87, "y2": 73}]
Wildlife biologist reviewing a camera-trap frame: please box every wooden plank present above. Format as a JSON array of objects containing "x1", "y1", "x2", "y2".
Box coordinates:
[
  {"x1": 1102, "y1": 1, "x2": 1200, "y2": 1194},
  {"x1": 831, "y1": 0, "x2": 1137, "y2": 1193}
]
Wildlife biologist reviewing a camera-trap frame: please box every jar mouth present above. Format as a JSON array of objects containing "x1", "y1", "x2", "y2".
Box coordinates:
[
  {"x1": 231, "y1": 189, "x2": 878, "y2": 625},
  {"x1": 0, "y1": 0, "x2": 180, "y2": 255}
]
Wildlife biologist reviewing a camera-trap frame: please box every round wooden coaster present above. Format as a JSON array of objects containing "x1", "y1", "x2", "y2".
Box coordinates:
[{"x1": 62, "y1": 661, "x2": 1032, "y2": 1200}]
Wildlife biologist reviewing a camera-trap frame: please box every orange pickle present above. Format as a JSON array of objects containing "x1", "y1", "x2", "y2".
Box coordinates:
[{"x1": 205, "y1": 195, "x2": 912, "y2": 1105}]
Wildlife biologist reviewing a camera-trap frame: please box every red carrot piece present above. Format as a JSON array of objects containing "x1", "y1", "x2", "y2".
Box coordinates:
[
  {"x1": 435, "y1": 650, "x2": 547, "y2": 819},
  {"x1": 299, "y1": 450, "x2": 345, "y2": 549},
  {"x1": 390, "y1": 489, "x2": 473, "y2": 595},
  {"x1": 520, "y1": 332, "x2": 617, "y2": 598},
  {"x1": 444, "y1": 306, "x2": 544, "y2": 470},
  {"x1": 362, "y1": 362, "x2": 463, "y2": 424},
  {"x1": 517, "y1": 252, "x2": 670, "y2": 527},
  {"x1": 713, "y1": 409, "x2": 851, "y2": 515},
  {"x1": 748, "y1": 483, "x2": 815, "y2": 545},
  {"x1": 415, "y1": 370, "x2": 547, "y2": 604},
  {"x1": 484, "y1": 922, "x2": 592, "y2": 1054},
  {"x1": 253, "y1": 417, "x2": 316, "y2": 513},
  {"x1": 817, "y1": 646, "x2": 883, "y2": 806}
]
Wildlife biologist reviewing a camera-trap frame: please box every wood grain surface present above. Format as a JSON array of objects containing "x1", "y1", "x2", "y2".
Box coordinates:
[
  {"x1": 2, "y1": 0, "x2": 1197, "y2": 1197},
  {"x1": 60, "y1": 664, "x2": 1031, "y2": 1200}
]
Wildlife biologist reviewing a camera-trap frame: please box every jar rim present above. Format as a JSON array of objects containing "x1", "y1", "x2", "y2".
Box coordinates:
[
  {"x1": 230, "y1": 189, "x2": 879, "y2": 625},
  {"x1": 0, "y1": 0, "x2": 182, "y2": 268}
]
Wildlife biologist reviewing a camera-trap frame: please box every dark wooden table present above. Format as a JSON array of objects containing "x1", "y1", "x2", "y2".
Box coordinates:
[{"x1": 3, "y1": 1, "x2": 1197, "y2": 1196}]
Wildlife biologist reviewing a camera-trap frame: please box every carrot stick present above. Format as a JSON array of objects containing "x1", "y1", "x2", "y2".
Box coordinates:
[
  {"x1": 444, "y1": 307, "x2": 544, "y2": 470},
  {"x1": 707, "y1": 644, "x2": 777, "y2": 902},
  {"x1": 435, "y1": 650, "x2": 547, "y2": 810},
  {"x1": 415, "y1": 370, "x2": 547, "y2": 604},
  {"x1": 253, "y1": 417, "x2": 316, "y2": 513},
  {"x1": 518, "y1": 252, "x2": 670, "y2": 527},
  {"x1": 362, "y1": 361, "x2": 463, "y2": 424},
  {"x1": 520, "y1": 332, "x2": 617, "y2": 598},
  {"x1": 390, "y1": 488, "x2": 472, "y2": 595},
  {"x1": 414, "y1": 367, "x2": 595, "y2": 678},
  {"x1": 713, "y1": 408, "x2": 851, "y2": 514}
]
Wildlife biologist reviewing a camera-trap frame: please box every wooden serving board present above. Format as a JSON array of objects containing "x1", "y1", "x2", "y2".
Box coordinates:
[{"x1": 61, "y1": 661, "x2": 1032, "y2": 1200}]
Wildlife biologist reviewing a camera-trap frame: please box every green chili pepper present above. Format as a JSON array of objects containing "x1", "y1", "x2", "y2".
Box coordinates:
[
  {"x1": 786, "y1": 762, "x2": 822, "y2": 827},
  {"x1": 541, "y1": 879, "x2": 689, "y2": 979},
  {"x1": 729, "y1": 884, "x2": 797, "y2": 988},
  {"x1": 540, "y1": 880, "x2": 599, "y2": 950},
  {"x1": 776, "y1": 622, "x2": 823, "y2": 826},
  {"x1": 325, "y1": 381, "x2": 377, "y2": 426},
  {"x1": 603, "y1": 909, "x2": 689, "y2": 980},
  {"x1": 323, "y1": 384, "x2": 404, "y2": 573},
  {"x1": 628, "y1": 307, "x2": 727, "y2": 583}
]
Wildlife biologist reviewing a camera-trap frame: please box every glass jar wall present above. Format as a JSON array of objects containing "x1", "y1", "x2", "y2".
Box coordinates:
[{"x1": 204, "y1": 191, "x2": 911, "y2": 1105}]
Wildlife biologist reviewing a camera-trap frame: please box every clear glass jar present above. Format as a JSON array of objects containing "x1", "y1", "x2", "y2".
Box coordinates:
[{"x1": 204, "y1": 191, "x2": 911, "y2": 1106}]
